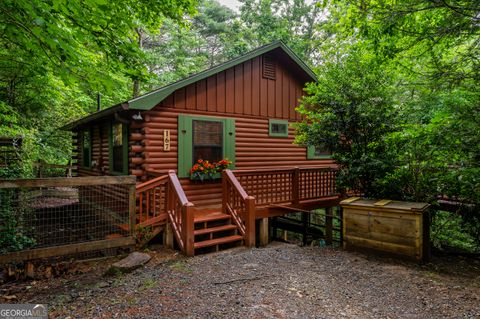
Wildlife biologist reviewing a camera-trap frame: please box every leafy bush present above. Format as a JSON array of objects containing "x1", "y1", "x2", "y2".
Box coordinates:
[
  {"x1": 296, "y1": 49, "x2": 480, "y2": 252},
  {"x1": 295, "y1": 51, "x2": 398, "y2": 197},
  {"x1": 431, "y1": 211, "x2": 479, "y2": 253},
  {"x1": 0, "y1": 190, "x2": 36, "y2": 254}
]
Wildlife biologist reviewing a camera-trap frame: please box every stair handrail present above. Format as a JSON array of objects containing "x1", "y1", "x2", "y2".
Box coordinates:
[
  {"x1": 136, "y1": 174, "x2": 168, "y2": 193},
  {"x1": 135, "y1": 174, "x2": 170, "y2": 229},
  {"x1": 167, "y1": 170, "x2": 195, "y2": 256},
  {"x1": 222, "y1": 169, "x2": 256, "y2": 247}
]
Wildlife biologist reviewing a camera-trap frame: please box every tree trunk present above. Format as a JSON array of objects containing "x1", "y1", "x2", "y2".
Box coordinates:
[{"x1": 132, "y1": 28, "x2": 144, "y2": 98}]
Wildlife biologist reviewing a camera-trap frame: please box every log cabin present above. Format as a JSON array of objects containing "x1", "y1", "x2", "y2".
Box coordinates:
[{"x1": 64, "y1": 41, "x2": 341, "y2": 255}]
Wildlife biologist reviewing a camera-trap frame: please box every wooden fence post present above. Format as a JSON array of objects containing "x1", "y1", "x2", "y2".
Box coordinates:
[
  {"x1": 183, "y1": 202, "x2": 195, "y2": 256},
  {"x1": 245, "y1": 196, "x2": 256, "y2": 247}
]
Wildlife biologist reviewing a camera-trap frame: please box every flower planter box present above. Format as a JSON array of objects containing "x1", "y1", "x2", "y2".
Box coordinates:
[
  {"x1": 189, "y1": 158, "x2": 231, "y2": 182},
  {"x1": 189, "y1": 172, "x2": 221, "y2": 182}
]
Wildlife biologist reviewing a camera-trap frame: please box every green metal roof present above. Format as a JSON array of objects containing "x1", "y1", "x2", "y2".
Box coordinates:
[
  {"x1": 61, "y1": 103, "x2": 126, "y2": 130},
  {"x1": 63, "y1": 41, "x2": 316, "y2": 130}
]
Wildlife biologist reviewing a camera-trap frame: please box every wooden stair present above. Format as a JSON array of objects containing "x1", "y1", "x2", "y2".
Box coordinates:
[
  {"x1": 194, "y1": 224, "x2": 238, "y2": 236},
  {"x1": 194, "y1": 235, "x2": 243, "y2": 249},
  {"x1": 193, "y1": 208, "x2": 243, "y2": 254}
]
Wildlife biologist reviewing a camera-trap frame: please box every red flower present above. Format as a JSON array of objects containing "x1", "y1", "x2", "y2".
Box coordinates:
[{"x1": 190, "y1": 158, "x2": 231, "y2": 178}]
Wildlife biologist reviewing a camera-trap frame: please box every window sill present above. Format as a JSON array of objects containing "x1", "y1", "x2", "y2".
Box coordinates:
[
  {"x1": 109, "y1": 171, "x2": 128, "y2": 176},
  {"x1": 307, "y1": 155, "x2": 332, "y2": 160}
]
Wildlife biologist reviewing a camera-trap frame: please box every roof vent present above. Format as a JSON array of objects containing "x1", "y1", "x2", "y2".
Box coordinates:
[{"x1": 262, "y1": 55, "x2": 276, "y2": 80}]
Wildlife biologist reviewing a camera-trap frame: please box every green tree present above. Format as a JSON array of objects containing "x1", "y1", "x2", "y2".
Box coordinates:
[
  {"x1": 193, "y1": 0, "x2": 239, "y2": 66},
  {"x1": 325, "y1": 0, "x2": 480, "y2": 84},
  {"x1": 295, "y1": 50, "x2": 398, "y2": 196},
  {"x1": 312, "y1": 0, "x2": 480, "y2": 249},
  {"x1": 239, "y1": 0, "x2": 327, "y2": 64},
  {"x1": 138, "y1": 0, "x2": 242, "y2": 92},
  {"x1": 0, "y1": 0, "x2": 197, "y2": 175}
]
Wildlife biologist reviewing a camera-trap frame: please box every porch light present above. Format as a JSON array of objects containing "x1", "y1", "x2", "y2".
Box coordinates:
[{"x1": 132, "y1": 112, "x2": 142, "y2": 120}]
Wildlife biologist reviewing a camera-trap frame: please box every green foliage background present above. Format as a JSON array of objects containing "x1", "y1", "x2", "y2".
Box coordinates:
[{"x1": 295, "y1": 0, "x2": 480, "y2": 251}]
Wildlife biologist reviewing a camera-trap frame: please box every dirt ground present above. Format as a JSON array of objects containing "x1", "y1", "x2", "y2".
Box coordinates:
[{"x1": 2, "y1": 242, "x2": 480, "y2": 318}]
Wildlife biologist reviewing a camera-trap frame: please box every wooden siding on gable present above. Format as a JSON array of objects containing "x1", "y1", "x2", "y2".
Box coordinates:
[{"x1": 158, "y1": 55, "x2": 304, "y2": 121}]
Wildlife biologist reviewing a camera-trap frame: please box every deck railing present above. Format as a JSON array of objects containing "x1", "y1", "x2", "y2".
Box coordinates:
[
  {"x1": 298, "y1": 167, "x2": 338, "y2": 201},
  {"x1": 135, "y1": 170, "x2": 194, "y2": 256},
  {"x1": 222, "y1": 170, "x2": 255, "y2": 247},
  {"x1": 166, "y1": 170, "x2": 194, "y2": 256},
  {"x1": 135, "y1": 175, "x2": 169, "y2": 229},
  {"x1": 232, "y1": 166, "x2": 338, "y2": 207}
]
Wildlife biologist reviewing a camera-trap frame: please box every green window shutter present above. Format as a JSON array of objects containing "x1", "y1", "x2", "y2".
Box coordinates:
[
  {"x1": 178, "y1": 115, "x2": 193, "y2": 178},
  {"x1": 108, "y1": 121, "x2": 129, "y2": 175},
  {"x1": 225, "y1": 118, "x2": 235, "y2": 169},
  {"x1": 81, "y1": 129, "x2": 92, "y2": 169}
]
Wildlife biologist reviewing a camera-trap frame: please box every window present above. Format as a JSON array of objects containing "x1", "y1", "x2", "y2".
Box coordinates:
[
  {"x1": 269, "y1": 119, "x2": 288, "y2": 137},
  {"x1": 178, "y1": 115, "x2": 235, "y2": 178},
  {"x1": 193, "y1": 120, "x2": 223, "y2": 164},
  {"x1": 307, "y1": 144, "x2": 332, "y2": 159},
  {"x1": 109, "y1": 122, "x2": 128, "y2": 174},
  {"x1": 81, "y1": 129, "x2": 92, "y2": 168}
]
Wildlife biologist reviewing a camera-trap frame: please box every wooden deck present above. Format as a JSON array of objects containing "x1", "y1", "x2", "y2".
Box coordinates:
[{"x1": 135, "y1": 166, "x2": 340, "y2": 256}]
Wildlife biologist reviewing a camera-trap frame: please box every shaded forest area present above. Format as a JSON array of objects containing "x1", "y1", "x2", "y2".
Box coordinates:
[{"x1": 1, "y1": 0, "x2": 479, "y2": 253}]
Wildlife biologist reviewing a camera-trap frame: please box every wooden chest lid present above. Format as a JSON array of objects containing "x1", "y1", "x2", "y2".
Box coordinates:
[{"x1": 340, "y1": 197, "x2": 430, "y2": 213}]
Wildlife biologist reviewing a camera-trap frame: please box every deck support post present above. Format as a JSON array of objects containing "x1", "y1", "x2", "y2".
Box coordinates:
[
  {"x1": 272, "y1": 217, "x2": 278, "y2": 240},
  {"x1": 302, "y1": 211, "x2": 309, "y2": 246},
  {"x1": 245, "y1": 196, "x2": 256, "y2": 247},
  {"x1": 164, "y1": 222, "x2": 174, "y2": 249},
  {"x1": 259, "y1": 217, "x2": 269, "y2": 247},
  {"x1": 182, "y1": 203, "x2": 195, "y2": 257},
  {"x1": 325, "y1": 207, "x2": 333, "y2": 246}
]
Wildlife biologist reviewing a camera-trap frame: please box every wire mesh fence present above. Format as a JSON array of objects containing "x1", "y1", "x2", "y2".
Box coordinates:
[{"x1": 0, "y1": 176, "x2": 136, "y2": 263}]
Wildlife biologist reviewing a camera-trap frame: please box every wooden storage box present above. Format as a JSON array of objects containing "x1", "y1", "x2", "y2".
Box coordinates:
[{"x1": 340, "y1": 198, "x2": 430, "y2": 262}]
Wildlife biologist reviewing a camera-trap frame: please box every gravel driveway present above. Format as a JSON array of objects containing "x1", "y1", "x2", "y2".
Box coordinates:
[{"x1": 5, "y1": 242, "x2": 480, "y2": 318}]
